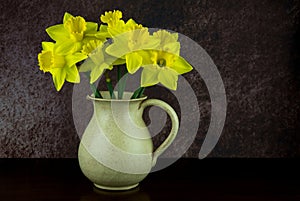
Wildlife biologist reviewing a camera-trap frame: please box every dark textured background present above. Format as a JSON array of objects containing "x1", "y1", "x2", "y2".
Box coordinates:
[{"x1": 0, "y1": 0, "x2": 299, "y2": 158}]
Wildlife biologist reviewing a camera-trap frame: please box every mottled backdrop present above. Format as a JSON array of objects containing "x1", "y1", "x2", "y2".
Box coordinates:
[{"x1": 0, "y1": 0, "x2": 299, "y2": 158}]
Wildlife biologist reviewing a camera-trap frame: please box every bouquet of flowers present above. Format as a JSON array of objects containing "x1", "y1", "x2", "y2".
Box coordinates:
[{"x1": 38, "y1": 10, "x2": 193, "y2": 99}]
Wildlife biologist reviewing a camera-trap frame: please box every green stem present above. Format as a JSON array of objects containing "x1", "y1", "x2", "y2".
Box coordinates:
[
  {"x1": 84, "y1": 72, "x2": 102, "y2": 98},
  {"x1": 90, "y1": 83, "x2": 102, "y2": 98},
  {"x1": 117, "y1": 66, "x2": 121, "y2": 99},
  {"x1": 131, "y1": 87, "x2": 145, "y2": 99},
  {"x1": 105, "y1": 71, "x2": 115, "y2": 99},
  {"x1": 117, "y1": 66, "x2": 128, "y2": 99}
]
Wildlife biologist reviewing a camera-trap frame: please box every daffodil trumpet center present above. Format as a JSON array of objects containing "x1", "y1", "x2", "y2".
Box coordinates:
[
  {"x1": 38, "y1": 50, "x2": 66, "y2": 72},
  {"x1": 53, "y1": 54, "x2": 66, "y2": 68},
  {"x1": 157, "y1": 58, "x2": 166, "y2": 67},
  {"x1": 64, "y1": 16, "x2": 87, "y2": 42}
]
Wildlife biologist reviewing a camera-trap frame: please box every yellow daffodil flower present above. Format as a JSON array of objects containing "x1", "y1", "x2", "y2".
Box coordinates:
[
  {"x1": 80, "y1": 40, "x2": 125, "y2": 83},
  {"x1": 137, "y1": 30, "x2": 191, "y2": 90},
  {"x1": 38, "y1": 42, "x2": 87, "y2": 91},
  {"x1": 46, "y1": 12, "x2": 99, "y2": 55},
  {"x1": 107, "y1": 18, "x2": 143, "y2": 37},
  {"x1": 38, "y1": 10, "x2": 195, "y2": 96},
  {"x1": 100, "y1": 10, "x2": 123, "y2": 27},
  {"x1": 106, "y1": 28, "x2": 160, "y2": 74},
  {"x1": 95, "y1": 10, "x2": 125, "y2": 39},
  {"x1": 97, "y1": 10, "x2": 143, "y2": 39},
  {"x1": 153, "y1": 30, "x2": 180, "y2": 55},
  {"x1": 139, "y1": 50, "x2": 193, "y2": 90}
]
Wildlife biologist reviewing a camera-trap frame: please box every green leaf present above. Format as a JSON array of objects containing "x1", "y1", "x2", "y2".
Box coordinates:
[
  {"x1": 84, "y1": 72, "x2": 102, "y2": 98},
  {"x1": 131, "y1": 87, "x2": 145, "y2": 99}
]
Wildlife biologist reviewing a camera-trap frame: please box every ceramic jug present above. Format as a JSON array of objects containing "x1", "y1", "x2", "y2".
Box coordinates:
[{"x1": 78, "y1": 92, "x2": 179, "y2": 190}]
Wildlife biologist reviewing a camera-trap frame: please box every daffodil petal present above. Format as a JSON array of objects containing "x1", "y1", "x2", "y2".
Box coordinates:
[
  {"x1": 107, "y1": 64, "x2": 114, "y2": 70},
  {"x1": 103, "y1": 50, "x2": 125, "y2": 65},
  {"x1": 41, "y1": 42, "x2": 54, "y2": 51},
  {"x1": 95, "y1": 25, "x2": 111, "y2": 39},
  {"x1": 54, "y1": 41, "x2": 76, "y2": 55},
  {"x1": 124, "y1": 19, "x2": 141, "y2": 29},
  {"x1": 137, "y1": 50, "x2": 153, "y2": 65},
  {"x1": 63, "y1": 12, "x2": 74, "y2": 24},
  {"x1": 46, "y1": 24, "x2": 69, "y2": 42},
  {"x1": 112, "y1": 58, "x2": 126, "y2": 65},
  {"x1": 90, "y1": 63, "x2": 109, "y2": 83},
  {"x1": 141, "y1": 66, "x2": 159, "y2": 87},
  {"x1": 100, "y1": 24, "x2": 108, "y2": 32},
  {"x1": 126, "y1": 52, "x2": 142, "y2": 74},
  {"x1": 163, "y1": 42, "x2": 180, "y2": 55},
  {"x1": 172, "y1": 33, "x2": 179, "y2": 41},
  {"x1": 89, "y1": 51, "x2": 105, "y2": 66},
  {"x1": 50, "y1": 68, "x2": 66, "y2": 91},
  {"x1": 158, "y1": 68, "x2": 178, "y2": 90},
  {"x1": 66, "y1": 65, "x2": 80, "y2": 83},
  {"x1": 86, "y1": 22, "x2": 98, "y2": 33},
  {"x1": 95, "y1": 31, "x2": 111, "y2": 39},
  {"x1": 171, "y1": 56, "x2": 193, "y2": 74},
  {"x1": 65, "y1": 53, "x2": 87, "y2": 67},
  {"x1": 107, "y1": 21, "x2": 126, "y2": 36},
  {"x1": 79, "y1": 58, "x2": 94, "y2": 72},
  {"x1": 140, "y1": 36, "x2": 160, "y2": 50},
  {"x1": 106, "y1": 38, "x2": 129, "y2": 58}
]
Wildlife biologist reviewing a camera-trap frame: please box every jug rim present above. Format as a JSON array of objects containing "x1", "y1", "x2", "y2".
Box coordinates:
[{"x1": 87, "y1": 91, "x2": 147, "y2": 102}]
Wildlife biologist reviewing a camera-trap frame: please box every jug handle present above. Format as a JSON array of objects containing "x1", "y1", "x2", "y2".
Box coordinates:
[{"x1": 140, "y1": 99, "x2": 179, "y2": 167}]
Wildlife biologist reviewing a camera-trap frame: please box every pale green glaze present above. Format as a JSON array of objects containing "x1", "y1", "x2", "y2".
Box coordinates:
[{"x1": 78, "y1": 92, "x2": 179, "y2": 190}]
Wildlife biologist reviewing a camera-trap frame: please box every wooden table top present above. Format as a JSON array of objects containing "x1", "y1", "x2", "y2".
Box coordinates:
[{"x1": 0, "y1": 158, "x2": 299, "y2": 201}]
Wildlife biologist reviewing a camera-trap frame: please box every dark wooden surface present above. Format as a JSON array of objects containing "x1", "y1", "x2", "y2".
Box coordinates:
[{"x1": 0, "y1": 158, "x2": 299, "y2": 201}]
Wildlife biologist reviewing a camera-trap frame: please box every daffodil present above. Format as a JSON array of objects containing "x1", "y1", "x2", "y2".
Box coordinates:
[
  {"x1": 46, "y1": 12, "x2": 99, "y2": 55},
  {"x1": 79, "y1": 40, "x2": 125, "y2": 83},
  {"x1": 95, "y1": 10, "x2": 125, "y2": 39},
  {"x1": 106, "y1": 28, "x2": 160, "y2": 74},
  {"x1": 38, "y1": 42, "x2": 87, "y2": 91},
  {"x1": 152, "y1": 30, "x2": 180, "y2": 55},
  {"x1": 97, "y1": 10, "x2": 143, "y2": 38},
  {"x1": 107, "y1": 18, "x2": 144, "y2": 37},
  {"x1": 139, "y1": 50, "x2": 193, "y2": 90},
  {"x1": 100, "y1": 10, "x2": 123, "y2": 28}
]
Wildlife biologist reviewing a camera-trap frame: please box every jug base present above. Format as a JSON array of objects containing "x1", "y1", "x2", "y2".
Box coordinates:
[{"x1": 94, "y1": 183, "x2": 139, "y2": 191}]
